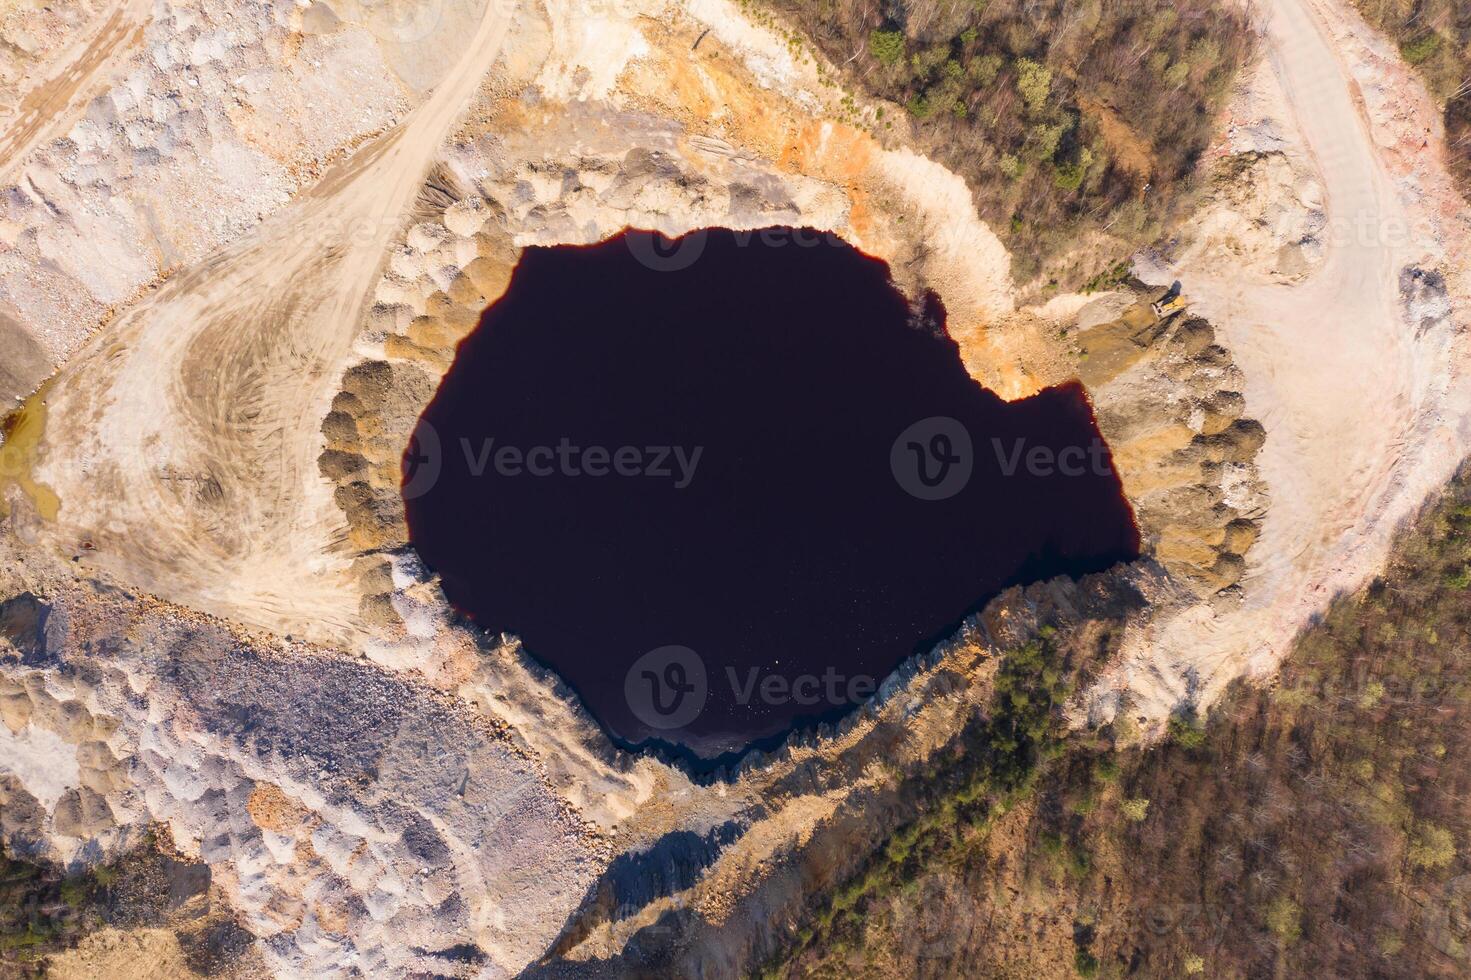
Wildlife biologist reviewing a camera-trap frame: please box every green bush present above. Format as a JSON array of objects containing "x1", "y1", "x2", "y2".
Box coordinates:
[
  {"x1": 869, "y1": 29, "x2": 905, "y2": 67},
  {"x1": 1168, "y1": 715, "x2": 1208, "y2": 749},
  {"x1": 906, "y1": 95, "x2": 933, "y2": 119},
  {"x1": 1120, "y1": 797, "x2": 1150, "y2": 821},
  {"x1": 1400, "y1": 32, "x2": 1442, "y2": 66},
  {"x1": 1016, "y1": 58, "x2": 1053, "y2": 112},
  {"x1": 1054, "y1": 149, "x2": 1093, "y2": 192},
  {"x1": 1408, "y1": 822, "x2": 1456, "y2": 869},
  {"x1": 967, "y1": 53, "x2": 1002, "y2": 86}
]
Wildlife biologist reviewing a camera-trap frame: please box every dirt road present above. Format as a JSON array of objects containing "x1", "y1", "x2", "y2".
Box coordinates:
[
  {"x1": 0, "y1": 0, "x2": 151, "y2": 186},
  {"x1": 28, "y1": 0, "x2": 513, "y2": 642},
  {"x1": 1123, "y1": 0, "x2": 1470, "y2": 717}
]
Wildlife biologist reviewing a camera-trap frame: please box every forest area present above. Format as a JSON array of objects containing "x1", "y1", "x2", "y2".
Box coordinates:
[
  {"x1": 756, "y1": 0, "x2": 1255, "y2": 284},
  {"x1": 769, "y1": 463, "x2": 1471, "y2": 977}
]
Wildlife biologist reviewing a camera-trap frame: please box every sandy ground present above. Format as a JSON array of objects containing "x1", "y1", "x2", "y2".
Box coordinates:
[
  {"x1": 23, "y1": 0, "x2": 512, "y2": 641},
  {"x1": 0, "y1": 0, "x2": 150, "y2": 186},
  {"x1": 45, "y1": 928, "x2": 199, "y2": 980},
  {"x1": 1118, "y1": 0, "x2": 1471, "y2": 720}
]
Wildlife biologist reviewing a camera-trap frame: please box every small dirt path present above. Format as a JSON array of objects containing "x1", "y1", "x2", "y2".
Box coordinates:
[
  {"x1": 0, "y1": 0, "x2": 151, "y2": 186},
  {"x1": 30, "y1": 0, "x2": 514, "y2": 642}
]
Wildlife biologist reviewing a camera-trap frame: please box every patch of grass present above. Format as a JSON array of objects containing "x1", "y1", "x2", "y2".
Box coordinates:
[{"x1": 1399, "y1": 32, "x2": 1442, "y2": 66}]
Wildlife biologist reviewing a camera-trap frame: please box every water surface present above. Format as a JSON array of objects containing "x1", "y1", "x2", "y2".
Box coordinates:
[{"x1": 403, "y1": 228, "x2": 1138, "y2": 764}]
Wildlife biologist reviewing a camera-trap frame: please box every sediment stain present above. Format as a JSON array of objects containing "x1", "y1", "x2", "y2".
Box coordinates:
[{"x1": 0, "y1": 384, "x2": 61, "y2": 521}]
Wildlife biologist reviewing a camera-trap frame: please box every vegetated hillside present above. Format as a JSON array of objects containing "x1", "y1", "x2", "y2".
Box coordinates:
[
  {"x1": 0, "y1": 830, "x2": 251, "y2": 978},
  {"x1": 755, "y1": 0, "x2": 1254, "y2": 285},
  {"x1": 1352, "y1": 0, "x2": 1471, "y2": 196},
  {"x1": 770, "y1": 462, "x2": 1471, "y2": 978}
]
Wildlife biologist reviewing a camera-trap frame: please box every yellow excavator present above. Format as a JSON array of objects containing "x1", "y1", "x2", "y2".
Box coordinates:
[{"x1": 1151, "y1": 282, "x2": 1187, "y2": 318}]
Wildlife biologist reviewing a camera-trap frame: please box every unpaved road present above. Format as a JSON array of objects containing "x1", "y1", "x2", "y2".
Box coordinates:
[
  {"x1": 1123, "y1": 0, "x2": 1469, "y2": 717},
  {"x1": 0, "y1": 0, "x2": 151, "y2": 186},
  {"x1": 27, "y1": 0, "x2": 513, "y2": 642}
]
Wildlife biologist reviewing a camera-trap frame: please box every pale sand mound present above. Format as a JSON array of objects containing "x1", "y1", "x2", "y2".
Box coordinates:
[{"x1": 1113, "y1": 0, "x2": 1471, "y2": 726}]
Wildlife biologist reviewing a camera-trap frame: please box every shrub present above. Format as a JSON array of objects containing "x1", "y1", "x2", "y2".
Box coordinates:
[
  {"x1": 1168, "y1": 715, "x2": 1208, "y2": 748},
  {"x1": 967, "y1": 53, "x2": 1002, "y2": 86},
  {"x1": 1028, "y1": 122, "x2": 1066, "y2": 160},
  {"x1": 1266, "y1": 897, "x2": 1302, "y2": 944},
  {"x1": 1408, "y1": 822, "x2": 1456, "y2": 869},
  {"x1": 1120, "y1": 797, "x2": 1150, "y2": 821},
  {"x1": 1054, "y1": 149, "x2": 1093, "y2": 192},
  {"x1": 1400, "y1": 32, "x2": 1442, "y2": 66}
]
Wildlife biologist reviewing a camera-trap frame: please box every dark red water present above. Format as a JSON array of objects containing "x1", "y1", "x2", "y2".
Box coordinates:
[{"x1": 403, "y1": 228, "x2": 1138, "y2": 765}]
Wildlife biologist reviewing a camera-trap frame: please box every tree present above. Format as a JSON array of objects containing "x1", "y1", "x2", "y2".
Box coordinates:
[
  {"x1": 1016, "y1": 58, "x2": 1053, "y2": 112},
  {"x1": 1266, "y1": 897, "x2": 1302, "y2": 944},
  {"x1": 869, "y1": 30, "x2": 905, "y2": 67},
  {"x1": 1408, "y1": 822, "x2": 1456, "y2": 869}
]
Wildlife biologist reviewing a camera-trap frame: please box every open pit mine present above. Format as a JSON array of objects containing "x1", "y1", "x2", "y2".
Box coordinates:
[{"x1": 0, "y1": 0, "x2": 1468, "y2": 975}]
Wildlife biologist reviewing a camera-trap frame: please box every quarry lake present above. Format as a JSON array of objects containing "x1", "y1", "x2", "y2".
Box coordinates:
[{"x1": 402, "y1": 227, "x2": 1139, "y2": 767}]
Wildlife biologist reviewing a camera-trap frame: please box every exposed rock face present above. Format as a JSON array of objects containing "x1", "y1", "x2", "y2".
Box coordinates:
[
  {"x1": 0, "y1": 583, "x2": 600, "y2": 976},
  {"x1": 0, "y1": 309, "x2": 51, "y2": 406},
  {"x1": 1072, "y1": 293, "x2": 1268, "y2": 596},
  {"x1": 1401, "y1": 266, "x2": 1453, "y2": 338}
]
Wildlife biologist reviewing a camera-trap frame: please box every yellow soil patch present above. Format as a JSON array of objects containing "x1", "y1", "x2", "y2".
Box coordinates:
[
  {"x1": 46, "y1": 928, "x2": 197, "y2": 980},
  {"x1": 247, "y1": 783, "x2": 311, "y2": 834},
  {"x1": 1078, "y1": 95, "x2": 1154, "y2": 181},
  {"x1": 0, "y1": 382, "x2": 60, "y2": 520}
]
